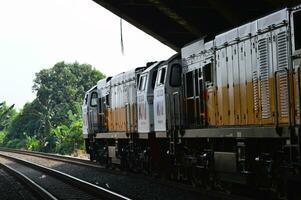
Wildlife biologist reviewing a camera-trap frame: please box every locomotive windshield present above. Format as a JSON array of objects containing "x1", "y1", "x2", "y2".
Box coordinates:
[
  {"x1": 293, "y1": 10, "x2": 301, "y2": 51},
  {"x1": 90, "y1": 92, "x2": 98, "y2": 107},
  {"x1": 138, "y1": 75, "x2": 147, "y2": 91},
  {"x1": 170, "y1": 64, "x2": 182, "y2": 87},
  {"x1": 156, "y1": 67, "x2": 166, "y2": 86}
]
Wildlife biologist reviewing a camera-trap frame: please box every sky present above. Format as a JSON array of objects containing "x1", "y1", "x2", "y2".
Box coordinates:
[{"x1": 0, "y1": 0, "x2": 175, "y2": 109}]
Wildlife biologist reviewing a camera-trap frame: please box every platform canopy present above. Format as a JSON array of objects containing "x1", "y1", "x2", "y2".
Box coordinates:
[{"x1": 93, "y1": 0, "x2": 300, "y2": 51}]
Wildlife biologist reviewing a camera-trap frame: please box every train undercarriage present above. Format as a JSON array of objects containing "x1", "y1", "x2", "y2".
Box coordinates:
[{"x1": 85, "y1": 126, "x2": 301, "y2": 199}]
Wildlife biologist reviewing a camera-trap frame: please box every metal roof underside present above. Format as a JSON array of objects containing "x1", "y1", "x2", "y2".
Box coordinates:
[{"x1": 93, "y1": 0, "x2": 301, "y2": 51}]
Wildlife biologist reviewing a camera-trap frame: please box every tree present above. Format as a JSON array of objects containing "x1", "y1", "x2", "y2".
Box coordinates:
[
  {"x1": 0, "y1": 102, "x2": 16, "y2": 131},
  {"x1": 0, "y1": 102, "x2": 17, "y2": 145},
  {"x1": 33, "y1": 62, "x2": 105, "y2": 126},
  {"x1": 4, "y1": 61, "x2": 105, "y2": 153},
  {"x1": 5, "y1": 100, "x2": 52, "y2": 150}
]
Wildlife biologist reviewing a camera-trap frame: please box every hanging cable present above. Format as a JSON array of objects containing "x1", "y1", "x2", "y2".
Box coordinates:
[{"x1": 120, "y1": 18, "x2": 124, "y2": 55}]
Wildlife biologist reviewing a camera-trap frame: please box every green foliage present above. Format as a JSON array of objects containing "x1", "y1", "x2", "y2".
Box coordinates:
[
  {"x1": 6, "y1": 138, "x2": 26, "y2": 149},
  {"x1": 0, "y1": 102, "x2": 17, "y2": 147},
  {"x1": 0, "y1": 102, "x2": 17, "y2": 132},
  {"x1": 33, "y1": 61, "x2": 105, "y2": 127},
  {"x1": 52, "y1": 110, "x2": 84, "y2": 154},
  {"x1": 2, "y1": 62, "x2": 104, "y2": 154},
  {"x1": 25, "y1": 135, "x2": 41, "y2": 151},
  {"x1": 0, "y1": 130, "x2": 7, "y2": 144}
]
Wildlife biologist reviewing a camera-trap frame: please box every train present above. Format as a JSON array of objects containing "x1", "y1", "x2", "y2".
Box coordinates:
[{"x1": 83, "y1": 5, "x2": 301, "y2": 198}]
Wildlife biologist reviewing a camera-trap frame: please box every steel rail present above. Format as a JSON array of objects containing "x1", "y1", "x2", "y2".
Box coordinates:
[
  {"x1": 0, "y1": 147, "x2": 102, "y2": 169},
  {"x1": 0, "y1": 162, "x2": 58, "y2": 200},
  {"x1": 0, "y1": 153, "x2": 131, "y2": 200},
  {"x1": 0, "y1": 148, "x2": 255, "y2": 200}
]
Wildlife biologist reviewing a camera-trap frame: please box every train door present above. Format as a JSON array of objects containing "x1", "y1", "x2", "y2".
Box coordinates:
[
  {"x1": 184, "y1": 69, "x2": 200, "y2": 127},
  {"x1": 169, "y1": 63, "x2": 182, "y2": 129},
  {"x1": 137, "y1": 73, "x2": 148, "y2": 133},
  {"x1": 205, "y1": 66, "x2": 217, "y2": 126},
  {"x1": 203, "y1": 61, "x2": 215, "y2": 125},
  {"x1": 184, "y1": 66, "x2": 208, "y2": 127},
  {"x1": 154, "y1": 66, "x2": 167, "y2": 132},
  {"x1": 291, "y1": 9, "x2": 301, "y2": 125},
  {"x1": 238, "y1": 41, "x2": 247, "y2": 125},
  {"x1": 216, "y1": 48, "x2": 229, "y2": 125},
  {"x1": 291, "y1": 8, "x2": 301, "y2": 162},
  {"x1": 226, "y1": 45, "x2": 235, "y2": 125},
  {"x1": 89, "y1": 91, "x2": 99, "y2": 134},
  {"x1": 232, "y1": 43, "x2": 241, "y2": 125}
]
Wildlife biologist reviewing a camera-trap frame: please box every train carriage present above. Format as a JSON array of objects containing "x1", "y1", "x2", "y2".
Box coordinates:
[{"x1": 83, "y1": 5, "x2": 301, "y2": 197}]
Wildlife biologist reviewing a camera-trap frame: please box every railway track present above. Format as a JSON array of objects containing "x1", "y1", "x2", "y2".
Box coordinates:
[
  {"x1": 0, "y1": 152, "x2": 130, "y2": 200},
  {"x1": 0, "y1": 148, "x2": 257, "y2": 200},
  {"x1": 0, "y1": 147, "x2": 101, "y2": 169}
]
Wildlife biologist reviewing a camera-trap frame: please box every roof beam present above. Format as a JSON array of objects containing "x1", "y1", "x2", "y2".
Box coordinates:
[
  {"x1": 206, "y1": 0, "x2": 240, "y2": 26},
  {"x1": 147, "y1": 0, "x2": 201, "y2": 36}
]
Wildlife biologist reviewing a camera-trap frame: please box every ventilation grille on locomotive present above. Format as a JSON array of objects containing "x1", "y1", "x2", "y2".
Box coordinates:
[
  {"x1": 276, "y1": 31, "x2": 289, "y2": 119},
  {"x1": 258, "y1": 38, "x2": 271, "y2": 119}
]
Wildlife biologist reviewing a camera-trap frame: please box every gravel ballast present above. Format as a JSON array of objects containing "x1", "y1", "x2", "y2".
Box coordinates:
[
  {"x1": 0, "y1": 151, "x2": 205, "y2": 200},
  {"x1": 0, "y1": 165, "x2": 40, "y2": 200}
]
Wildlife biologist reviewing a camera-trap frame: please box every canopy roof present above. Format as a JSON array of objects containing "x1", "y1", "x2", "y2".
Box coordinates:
[{"x1": 93, "y1": 0, "x2": 300, "y2": 51}]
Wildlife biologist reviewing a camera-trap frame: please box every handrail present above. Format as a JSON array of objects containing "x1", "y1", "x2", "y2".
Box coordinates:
[
  {"x1": 125, "y1": 103, "x2": 129, "y2": 133},
  {"x1": 297, "y1": 66, "x2": 301, "y2": 161},
  {"x1": 88, "y1": 110, "x2": 93, "y2": 134},
  {"x1": 172, "y1": 91, "x2": 181, "y2": 129},
  {"x1": 297, "y1": 67, "x2": 301, "y2": 124}
]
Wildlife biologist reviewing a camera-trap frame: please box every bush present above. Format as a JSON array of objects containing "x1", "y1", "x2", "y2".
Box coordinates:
[
  {"x1": 52, "y1": 110, "x2": 84, "y2": 154},
  {"x1": 6, "y1": 138, "x2": 26, "y2": 149},
  {"x1": 25, "y1": 135, "x2": 41, "y2": 151}
]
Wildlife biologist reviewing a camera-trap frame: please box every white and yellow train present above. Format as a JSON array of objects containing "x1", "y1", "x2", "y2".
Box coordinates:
[{"x1": 83, "y1": 6, "x2": 301, "y2": 197}]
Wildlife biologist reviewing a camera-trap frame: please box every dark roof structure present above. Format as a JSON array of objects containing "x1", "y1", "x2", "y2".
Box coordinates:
[{"x1": 93, "y1": 0, "x2": 301, "y2": 51}]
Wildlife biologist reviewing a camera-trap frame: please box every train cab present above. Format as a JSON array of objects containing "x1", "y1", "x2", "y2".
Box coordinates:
[
  {"x1": 153, "y1": 54, "x2": 182, "y2": 133},
  {"x1": 97, "y1": 77, "x2": 112, "y2": 133},
  {"x1": 82, "y1": 85, "x2": 98, "y2": 138},
  {"x1": 137, "y1": 61, "x2": 163, "y2": 134}
]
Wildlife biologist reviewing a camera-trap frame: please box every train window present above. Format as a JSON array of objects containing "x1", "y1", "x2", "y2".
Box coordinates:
[
  {"x1": 156, "y1": 69, "x2": 161, "y2": 86},
  {"x1": 156, "y1": 67, "x2": 166, "y2": 86},
  {"x1": 151, "y1": 70, "x2": 158, "y2": 89},
  {"x1": 105, "y1": 94, "x2": 110, "y2": 106},
  {"x1": 138, "y1": 75, "x2": 147, "y2": 91},
  {"x1": 170, "y1": 64, "x2": 182, "y2": 87},
  {"x1": 138, "y1": 76, "x2": 142, "y2": 90},
  {"x1": 186, "y1": 71, "x2": 194, "y2": 97},
  {"x1": 293, "y1": 11, "x2": 301, "y2": 50},
  {"x1": 90, "y1": 92, "x2": 98, "y2": 107},
  {"x1": 159, "y1": 68, "x2": 166, "y2": 84},
  {"x1": 203, "y1": 63, "x2": 213, "y2": 83},
  {"x1": 136, "y1": 74, "x2": 140, "y2": 87},
  {"x1": 84, "y1": 94, "x2": 88, "y2": 105}
]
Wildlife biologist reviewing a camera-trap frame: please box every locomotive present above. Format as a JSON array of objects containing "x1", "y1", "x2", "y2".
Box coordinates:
[{"x1": 83, "y1": 6, "x2": 301, "y2": 197}]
